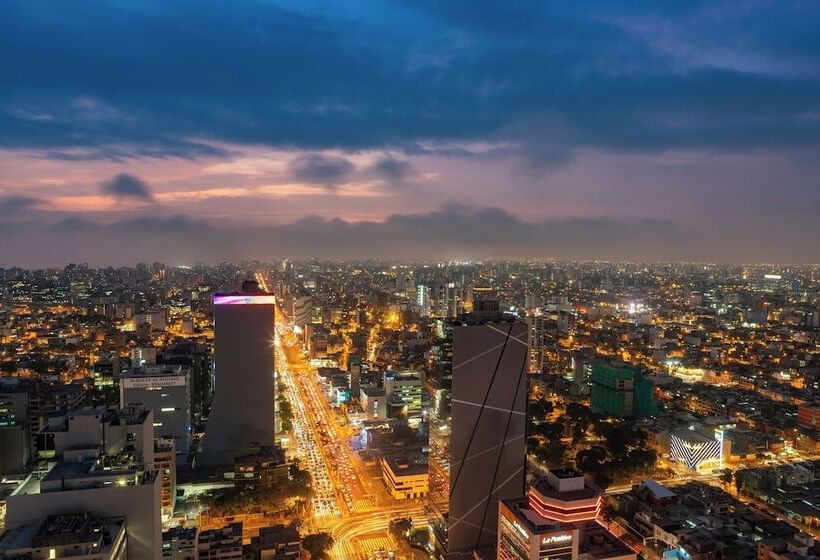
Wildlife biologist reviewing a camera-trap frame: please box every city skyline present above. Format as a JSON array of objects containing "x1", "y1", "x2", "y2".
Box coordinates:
[{"x1": 2, "y1": 1, "x2": 820, "y2": 265}]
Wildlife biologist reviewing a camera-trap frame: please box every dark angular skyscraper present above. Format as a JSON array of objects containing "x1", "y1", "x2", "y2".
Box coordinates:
[
  {"x1": 429, "y1": 302, "x2": 528, "y2": 558},
  {"x1": 198, "y1": 281, "x2": 275, "y2": 467}
]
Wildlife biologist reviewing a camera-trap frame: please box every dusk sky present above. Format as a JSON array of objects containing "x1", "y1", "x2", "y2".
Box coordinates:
[{"x1": 1, "y1": 1, "x2": 819, "y2": 266}]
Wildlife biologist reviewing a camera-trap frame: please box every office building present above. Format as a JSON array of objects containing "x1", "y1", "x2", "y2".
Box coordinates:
[
  {"x1": 498, "y1": 469, "x2": 634, "y2": 560},
  {"x1": 199, "y1": 282, "x2": 275, "y2": 467},
  {"x1": 384, "y1": 371, "x2": 424, "y2": 419},
  {"x1": 590, "y1": 362, "x2": 656, "y2": 418},
  {"x1": 120, "y1": 365, "x2": 192, "y2": 464},
  {"x1": 429, "y1": 307, "x2": 528, "y2": 558},
  {"x1": 381, "y1": 454, "x2": 429, "y2": 500}
]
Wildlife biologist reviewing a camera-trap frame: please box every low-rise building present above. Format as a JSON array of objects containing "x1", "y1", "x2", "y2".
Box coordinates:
[
  {"x1": 198, "y1": 522, "x2": 243, "y2": 560},
  {"x1": 498, "y1": 469, "x2": 633, "y2": 560},
  {"x1": 245, "y1": 524, "x2": 302, "y2": 559},
  {"x1": 381, "y1": 454, "x2": 428, "y2": 500},
  {"x1": 162, "y1": 526, "x2": 198, "y2": 559}
]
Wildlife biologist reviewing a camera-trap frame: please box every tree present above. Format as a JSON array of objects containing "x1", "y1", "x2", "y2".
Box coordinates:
[
  {"x1": 528, "y1": 399, "x2": 555, "y2": 422},
  {"x1": 302, "y1": 532, "x2": 334, "y2": 559},
  {"x1": 535, "y1": 441, "x2": 566, "y2": 468},
  {"x1": 575, "y1": 445, "x2": 607, "y2": 475},
  {"x1": 530, "y1": 421, "x2": 563, "y2": 442},
  {"x1": 389, "y1": 518, "x2": 413, "y2": 539}
]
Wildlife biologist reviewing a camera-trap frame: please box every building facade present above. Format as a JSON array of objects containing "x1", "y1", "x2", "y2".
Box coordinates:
[{"x1": 429, "y1": 313, "x2": 528, "y2": 558}]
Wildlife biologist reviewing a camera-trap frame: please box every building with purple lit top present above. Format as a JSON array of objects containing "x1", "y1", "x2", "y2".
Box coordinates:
[{"x1": 198, "y1": 281, "x2": 276, "y2": 467}]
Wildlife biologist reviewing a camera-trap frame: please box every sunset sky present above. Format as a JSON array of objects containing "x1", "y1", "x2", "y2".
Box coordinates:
[{"x1": 1, "y1": 1, "x2": 819, "y2": 265}]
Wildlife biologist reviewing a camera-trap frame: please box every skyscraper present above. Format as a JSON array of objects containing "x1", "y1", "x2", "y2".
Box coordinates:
[
  {"x1": 429, "y1": 303, "x2": 528, "y2": 558},
  {"x1": 526, "y1": 314, "x2": 546, "y2": 374},
  {"x1": 198, "y1": 281, "x2": 276, "y2": 467}
]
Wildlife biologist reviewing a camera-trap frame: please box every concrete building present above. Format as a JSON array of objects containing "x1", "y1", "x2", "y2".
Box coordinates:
[
  {"x1": 5, "y1": 405, "x2": 161, "y2": 559},
  {"x1": 151, "y1": 437, "x2": 177, "y2": 523},
  {"x1": 381, "y1": 454, "x2": 429, "y2": 500},
  {"x1": 245, "y1": 524, "x2": 302, "y2": 559},
  {"x1": 199, "y1": 282, "x2": 276, "y2": 467},
  {"x1": 0, "y1": 512, "x2": 128, "y2": 560},
  {"x1": 417, "y1": 285, "x2": 432, "y2": 318},
  {"x1": 198, "y1": 522, "x2": 243, "y2": 560},
  {"x1": 5, "y1": 460, "x2": 160, "y2": 560},
  {"x1": 360, "y1": 386, "x2": 387, "y2": 420},
  {"x1": 233, "y1": 444, "x2": 289, "y2": 490},
  {"x1": 428, "y1": 309, "x2": 528, "y2": 558},
  {"x1": 162, "y1": 526, "x2": 198, "y2": 559},
  {"x1": 383, "y1": 371, "x2": 424, "y2": 419},
  {"x1": 36, "y1": 406, "x2": 155, "y2": 465},
  {"x1": 120, "y1": 365, "x2": 192, "y2": 464},
  {"x1": 130, "y1": 346, "x2": 158, "y2": 367},
  {"x1": 290, "y1": 294, "x2": 312, "y2": 329}
]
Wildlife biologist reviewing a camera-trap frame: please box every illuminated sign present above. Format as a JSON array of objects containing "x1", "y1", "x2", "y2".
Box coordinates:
[
  {"x1": 511, "y1": 520, "x2": 529, "y2": 539},
  {"x1": 213, "y1": 295, "x2": 276, "y2": 305},
  {"x1": 541, "y1": 533, "x2": 572, "y2": 546},
  {"x1": 122, "y1": 376, "x2": 186, "y2": 389}
]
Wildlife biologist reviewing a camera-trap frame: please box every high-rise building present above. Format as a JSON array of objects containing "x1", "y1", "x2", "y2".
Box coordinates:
[
  {"x1": 198, "y1": 282, "x2": 275, "y2": 467},
  {"x1": 417, "y1": 285, "x2": 432, "y2": 318},
  {"x1": 590, "y1": 362, "x2": 656, "y2": 418},
  {"x1": 429, "y1": 308, "x2": 528, "y2": 558},
  {"x1": 120, "y1": 365, "x2": 192, "y2": 465},
  {"x1": 526, "y1": 315, "x2": 547, "y2": 374}
]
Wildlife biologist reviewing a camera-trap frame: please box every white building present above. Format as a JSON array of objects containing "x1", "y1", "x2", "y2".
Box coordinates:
[
  {"x1": 120, "y1": 365, "x2": 192, "y2": 464},
  {"x1": 4, "y1": 405, "x2": 162, "y2": 559}
]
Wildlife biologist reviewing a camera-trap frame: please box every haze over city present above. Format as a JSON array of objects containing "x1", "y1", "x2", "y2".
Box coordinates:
[{"x1": 2, "y1": 1, "x2": 820, "y2": 265}]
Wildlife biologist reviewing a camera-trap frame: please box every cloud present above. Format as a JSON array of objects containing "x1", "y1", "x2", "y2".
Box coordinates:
[
  {"x1": 100, "y1": 174, "x2": 153, "y2": 200},
  {"x1": 0, "y1": 0, "x2": 818, "y2": 162},
  {"x1": 370, "y1": 157, "x2": 415, "y2": 184},
  {"x1": 288, "y1": 154, "x2": 355, "y2": 188},
  {"x1": 0, "y1": 195, "x2": 40, "y2": 217},
  {"x1": 0, "y1": 202, "x2": 796, "y2": 266}
]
